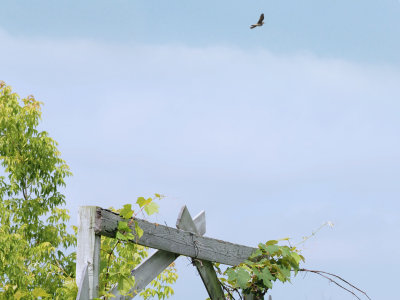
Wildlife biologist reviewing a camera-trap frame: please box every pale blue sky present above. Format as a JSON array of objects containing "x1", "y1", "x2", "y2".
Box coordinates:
[
  {"x1": 2, "y1": 0, "x2": 400, "y2": 64},
  {"x1": 1, "y1": 1, "x2": 399, "y2": 299}
]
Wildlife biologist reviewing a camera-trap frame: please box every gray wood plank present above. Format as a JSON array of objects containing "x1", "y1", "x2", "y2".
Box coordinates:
[
  {"x1": 193, "y1": 210, "x2": 206, "y2": 236},
  {"x1": 110, "y1": 250, "x2": 179, "y2": 299},
  {"x1": 176, "y1": 206, "x2": 225, "y2": 300},
  {"x1": 76, "y1": 263, "x2": 89, "y2": 300},
  {"x1": 96, "y1": 207, "x2": 257, "y2": 266},
  {"x1": 109, "y1": 207, "x2": 206, "y2": 299},
  {"x1": 77, "y1": 206, "x2": 101, "y2": 299}
]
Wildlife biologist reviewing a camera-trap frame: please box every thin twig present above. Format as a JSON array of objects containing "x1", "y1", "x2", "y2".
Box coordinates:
[
  {"x1": 103, "y1": 240, "x2": 120, "y2": 293},
  {"x1": 299, "y1": 269, "x2": 371, "y2": 300},
  {"x1": 51, "y1": 253, "x2": 71, "y2": 277},
  {"x1": 300, "y1": 269, "x2": 371, "y2": 300}
]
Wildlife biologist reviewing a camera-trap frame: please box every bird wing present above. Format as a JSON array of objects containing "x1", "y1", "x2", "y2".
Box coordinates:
[{"x1": 257, "y1": 13, "x2": 264, "y2": 25}]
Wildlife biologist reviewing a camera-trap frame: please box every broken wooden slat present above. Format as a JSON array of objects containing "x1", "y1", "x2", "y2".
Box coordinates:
[
  {"x1": 76, "y1": 263, "x2": 89, "y2": 300},
  {"x1": 109, "y1": 208, "x2": 206, "y2": 299},
  {"x1": 96, "y1": 207, "x2": 257, "y2": 266},
  {"x1": 193, "y1": 210, "x2": 206, "y2": 236},
  {"x1": 77, "y1": 206, "x2": 101, "y2": 299},
  {"x1": 176, "y1": 206, "x2": 225, "y2": 300}
]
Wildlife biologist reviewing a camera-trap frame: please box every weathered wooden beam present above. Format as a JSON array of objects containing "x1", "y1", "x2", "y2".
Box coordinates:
[
  {"x1": 176, "y1": 206, "x2": 225, "y2": 300},
  {"x1": 96, "y1": 207, "x2": 256, "y2": 266},
  {"x1": 109, "y1": 208, "x2": 206, "y2": 299},
  {"x1": 110, "y1": 250, "x2": 179, "y2": 300},
  {"x1": 77, "y1": 206, "x2": 101, "y2": 299}
]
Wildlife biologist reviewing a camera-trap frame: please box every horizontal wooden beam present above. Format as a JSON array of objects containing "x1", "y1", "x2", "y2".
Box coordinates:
[
  {"x1": 109, "y1": 208, "x2": 206, "y2": 299},
  {"x1": 95, "y1": 207, "x2": 256, "y2": 266}
]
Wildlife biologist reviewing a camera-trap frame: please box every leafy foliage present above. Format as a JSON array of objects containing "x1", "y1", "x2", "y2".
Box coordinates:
[
  {"x1": 215, "y1": 240, "x2": 304, "y2": 299},
  {"x1": 0, "y1": 81, "x2": 76, "y2": 299}
]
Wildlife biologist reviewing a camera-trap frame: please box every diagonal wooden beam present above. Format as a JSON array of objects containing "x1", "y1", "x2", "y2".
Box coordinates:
[
  {"x1": 109, "y1": 209, "x2": 206, "y2": 299},
  {"x1": 176, "y1": 206, "x2": 225, "y2": 300},
  {"x1": 96, "y1": 207, "x2": 257, "y2": 266}
]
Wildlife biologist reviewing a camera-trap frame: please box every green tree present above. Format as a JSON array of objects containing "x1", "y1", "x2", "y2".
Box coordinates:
[
  {"x1": 0, "y1": 82, "x2": 177, "y2": 299},
  {"x1": 0, "y1": 81, "x2": 76, "y2": 299}
]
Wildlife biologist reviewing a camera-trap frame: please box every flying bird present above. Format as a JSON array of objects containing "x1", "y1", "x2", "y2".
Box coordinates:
[{"x1": 250, "y1": 13, "x2": 264, "y2": 29}]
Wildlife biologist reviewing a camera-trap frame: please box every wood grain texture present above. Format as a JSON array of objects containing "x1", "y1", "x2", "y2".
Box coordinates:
[{"x1": 96, "y1": 207, "x2": 257, "y2": 266}]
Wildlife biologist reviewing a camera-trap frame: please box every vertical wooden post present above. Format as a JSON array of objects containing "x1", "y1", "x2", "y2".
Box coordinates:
[{"x1": 77, "y1": 206, "x2": 101, "y2": 299}]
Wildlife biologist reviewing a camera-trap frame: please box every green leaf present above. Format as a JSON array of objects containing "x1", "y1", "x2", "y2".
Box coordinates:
[
  {"x1": 14, "y1": 291, "x2": 26, "y2": 300},
  {"x1": 135, "y1": 222, "x2": 144, "y2": 239},
  {"x1": 137, "y1": 197, "x2": 152, "y2": 208},
  {"x1": 260, "y1": 268, "x2": 274, "y2": 289},
  {"x1": 124, "y1": 232, "x2": 135, "y2": 240},
  {"x1": 120, "y1": 204, "x2": 133, "y2": 219},
  {"x1": 144, "y1": 202, "x2": 159, "y2": 216},
  {"x1": 227, "y1": 267, "x2": 251, "y2": 289},
  {"x1": 118, "y1": 221, "x2": 129, "y2": 231},
  {"x1": 279, "y1": 266, "x2": 291, "y2": 281},
  {"x1": 258, "y1": 243, "x2": 268, "y2": 251},
  {"x1": 136, "y1": 197, "x2": 146, "y2": 207},
  {"x1": 265, "y1": 245, "x2": 279, "y2": 255},
  {"x1": 116, "y1": 231, "x2": 128, "y2": 241},
  {"x1": 280, "y1": 246, "x2": 291, "y2": 257},
  {"x1": 226, "y1": 268, "x2": 236, "y2": 281},
  {"x1": 291, "y1": 252, "x2": 301, "y2": 264},
  {"x1": 250, "y1": 249, "x2": 262, "y2": 259},
  {"x1": 235, "y1": 268, "x2": 251, "y2": 289},
  {"x1": 266, "y1": 240, "x2": 278, "y2": 246},
  {"x1": 32, "y1": 287, "x2": 51, "y2": 297}
]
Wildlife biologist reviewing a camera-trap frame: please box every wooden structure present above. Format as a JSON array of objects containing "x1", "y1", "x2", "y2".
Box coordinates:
[{"x1": 76, "y1": 206, "x2": 271, "y2": 300}]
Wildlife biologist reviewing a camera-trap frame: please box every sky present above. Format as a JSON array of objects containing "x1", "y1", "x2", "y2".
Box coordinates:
[{"x1": 1, "y1": 1, "x2": 399, "y2": 299}]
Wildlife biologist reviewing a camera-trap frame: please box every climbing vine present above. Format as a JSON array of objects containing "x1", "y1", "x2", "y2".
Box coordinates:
[
  {"x1": 98, "y1": 194, "x2": 178, "y2": 300},
  {"x1": 214, "y1": 240, "x2": 303, "y2": 299},
  {"x1": 212, "y1": 222, "x2": 371, "y2": 300}
]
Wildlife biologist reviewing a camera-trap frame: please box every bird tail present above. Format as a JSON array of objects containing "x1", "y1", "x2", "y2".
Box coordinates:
[{"x1": 250, "y1": 25, "x2": 256, "y2": 29}]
